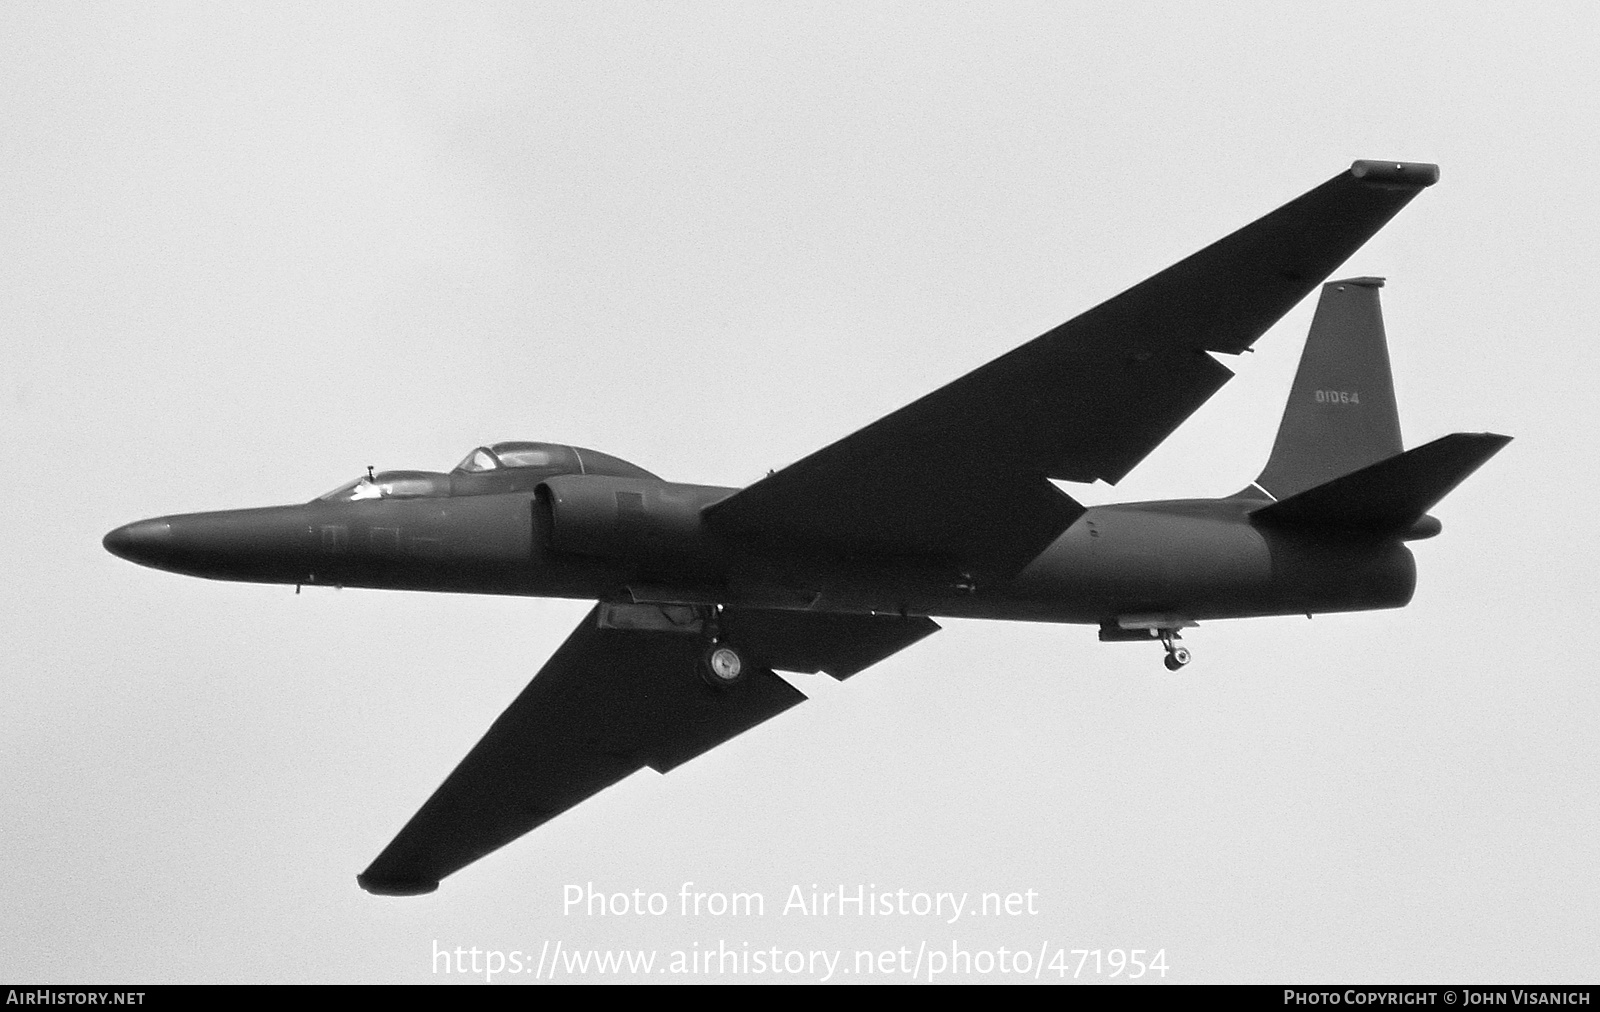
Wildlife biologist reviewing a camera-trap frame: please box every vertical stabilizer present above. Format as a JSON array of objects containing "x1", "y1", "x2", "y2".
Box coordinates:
[{"x1": 1254, "y1": 277, "x2": 1403, "y2": 499}]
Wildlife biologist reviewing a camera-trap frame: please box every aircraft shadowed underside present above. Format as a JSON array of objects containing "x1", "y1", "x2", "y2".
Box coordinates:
[{"x1": 103, "y1": 160, "x2": 1508, "y2": 895}]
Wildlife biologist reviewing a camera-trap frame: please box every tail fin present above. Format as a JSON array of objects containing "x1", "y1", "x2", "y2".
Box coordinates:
[
  {"x1": 1250, "y1": 432, "x2": 1511, "y2": 535},
  {"x1": 1253, "y1": 277, "x2": 1402, "y2": 499}
]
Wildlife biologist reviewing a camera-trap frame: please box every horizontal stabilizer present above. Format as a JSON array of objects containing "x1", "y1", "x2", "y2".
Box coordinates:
[{"x1": 1250, "y1": 432, "x2": 1511, "y2": 534}]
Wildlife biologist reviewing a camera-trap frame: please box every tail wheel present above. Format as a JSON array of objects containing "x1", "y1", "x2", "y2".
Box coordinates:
[{"x1": 700, "y1": 642, "x2": 746, "y2": 688}]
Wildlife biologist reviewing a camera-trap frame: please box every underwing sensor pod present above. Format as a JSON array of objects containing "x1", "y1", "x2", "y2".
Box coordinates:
[{"x1": 104, "y1": 159, "x2": 1508, "y2": 895}]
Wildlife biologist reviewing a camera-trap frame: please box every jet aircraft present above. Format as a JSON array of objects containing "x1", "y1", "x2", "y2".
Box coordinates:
[{"x1": 103, "y1": 160, "x2": 1508, "y2": 896}]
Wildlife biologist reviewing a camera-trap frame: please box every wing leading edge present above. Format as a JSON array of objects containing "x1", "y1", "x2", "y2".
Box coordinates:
[
  {"x1": 703, "y1": 160, "x2": 1439, "y2": 578},
  {"x1": 358, "y1": 605, "x2": 937, "y2": 894}
]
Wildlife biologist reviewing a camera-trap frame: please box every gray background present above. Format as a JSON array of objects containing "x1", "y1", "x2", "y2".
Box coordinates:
[{"x1": 3, "y1": 3, "x2": 1595, "y2": 983}]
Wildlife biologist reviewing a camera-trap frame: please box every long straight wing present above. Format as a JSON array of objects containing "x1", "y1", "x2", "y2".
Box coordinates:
[
  {"x1": 703, "y1": 160, "x2": 1439, "y2": 578},
  {"x1": 358, "y1": 604, "x2": 937, "y2": 894}
]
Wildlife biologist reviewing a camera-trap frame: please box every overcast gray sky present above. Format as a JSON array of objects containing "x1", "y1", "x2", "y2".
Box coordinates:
[{"x1": 4, "y1": 2, "x2": 1597, "y2": 984}]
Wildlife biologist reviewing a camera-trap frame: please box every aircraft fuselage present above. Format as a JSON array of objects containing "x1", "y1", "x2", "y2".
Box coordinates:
[{"x1": 104, "y1": 482, "x2": 1417, "y2": 627}]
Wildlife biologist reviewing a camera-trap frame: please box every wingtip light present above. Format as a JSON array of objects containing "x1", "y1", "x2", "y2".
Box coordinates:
[{"x1": 1350, "y1": 160, "x2": 1440, "y2": 187}]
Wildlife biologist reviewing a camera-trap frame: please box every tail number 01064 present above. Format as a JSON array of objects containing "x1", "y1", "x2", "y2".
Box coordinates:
[{"x1": 1315, "y1": 389, "x2": 1360, "y2": 404}]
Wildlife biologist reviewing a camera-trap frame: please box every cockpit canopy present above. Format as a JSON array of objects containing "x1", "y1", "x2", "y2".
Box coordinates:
[
  {"x1": 317, "y1": 470, "x2": 453, "y2": 502},
  {"x1": 318, "y1": 441, "x2": 657, "y2": 502},
  {"x1": 455, "y1": 441, "x2": 581, "y2": 474},
  {"x1": 453, "y1": 442, "x2": 657, "y2": 480}
]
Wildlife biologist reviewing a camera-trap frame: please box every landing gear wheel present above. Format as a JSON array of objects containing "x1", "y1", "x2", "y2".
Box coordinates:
[
  {"x1": 1158, "y1": 630, "x2": 1191, "y2": 671},
  {"x1": 700, "y1": 641, "x2": 746, "y2": 688}
]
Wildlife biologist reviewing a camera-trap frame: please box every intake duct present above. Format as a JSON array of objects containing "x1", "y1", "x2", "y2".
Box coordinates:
[{"x1": 538, "y1": 474, "x2": 719, "y2": 560}]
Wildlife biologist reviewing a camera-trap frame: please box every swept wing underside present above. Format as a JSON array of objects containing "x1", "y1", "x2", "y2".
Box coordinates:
[{"x1": 359, "y1": 605, "x2": 936, "y2": 894}]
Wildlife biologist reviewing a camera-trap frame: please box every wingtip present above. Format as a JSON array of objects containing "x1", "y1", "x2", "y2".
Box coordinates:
[
  {"x1": 357, "y1": 872, "x2": 440, "y2": 897},
  {"x1": 1350, "y1": 160, "x2": 1440, "y2": 187}
]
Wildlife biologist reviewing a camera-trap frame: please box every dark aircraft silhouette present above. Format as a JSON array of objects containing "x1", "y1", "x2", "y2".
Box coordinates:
[{"x1": 104, "y1": 160, "x2": 1508, "y2": 896}]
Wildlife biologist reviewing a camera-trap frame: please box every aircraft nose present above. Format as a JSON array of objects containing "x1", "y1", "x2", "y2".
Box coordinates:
[{"x1": 103, "y1": 519, "x2": 174, "y2": 568}]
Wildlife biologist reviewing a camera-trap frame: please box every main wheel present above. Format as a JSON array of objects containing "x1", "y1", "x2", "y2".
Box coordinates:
[
  {"x1": 700, "y1": 641, "x2": 746, "y2": 688},
  {"x1": 1169, "y1": 646, "x2": 1191, "y2": 668},
  {"x1": 1163, "y1": 654, "x2": 1182, "y2": 671}
]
